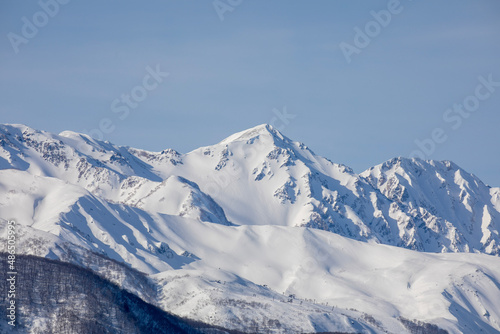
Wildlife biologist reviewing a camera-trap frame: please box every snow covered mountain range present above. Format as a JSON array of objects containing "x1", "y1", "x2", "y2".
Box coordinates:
[{"x1": 1, "y1": 123, "x2": 500, "y2": 333}]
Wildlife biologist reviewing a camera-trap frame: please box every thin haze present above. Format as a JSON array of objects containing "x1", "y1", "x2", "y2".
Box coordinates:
[{"x1": 0, "y1": 1, "x2": 499, "y2": 185}]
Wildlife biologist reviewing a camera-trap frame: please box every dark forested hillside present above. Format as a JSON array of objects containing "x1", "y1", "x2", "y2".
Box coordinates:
[{"x1": 0, "y1": 253, "x2": 230, "y2": 334}]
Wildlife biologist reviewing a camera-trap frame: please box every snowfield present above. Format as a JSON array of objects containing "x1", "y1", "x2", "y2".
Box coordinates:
[{"x1": 1, "y1": 123, "x2": 500, "y2": 333}]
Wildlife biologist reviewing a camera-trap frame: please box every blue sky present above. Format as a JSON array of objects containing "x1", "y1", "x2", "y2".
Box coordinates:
[{"x1": 1, "y1": 0, "x2": 499, "y2": 185}]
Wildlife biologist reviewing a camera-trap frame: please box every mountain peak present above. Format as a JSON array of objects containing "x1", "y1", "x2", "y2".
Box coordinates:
[
  {"x1": 218, "y1": 124, "x2": 286, "y2": 145},
  {"x1": 1, "y1": 123, "x2": 37, "y2": 135},
  {"x1": 366, "y1": 157, "x2": 465, "y2": 178}
]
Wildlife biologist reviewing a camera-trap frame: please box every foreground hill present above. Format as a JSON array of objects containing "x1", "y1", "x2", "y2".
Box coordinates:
[{"x1": 0, "y1": 254, "x2": 238, "y2": 334}]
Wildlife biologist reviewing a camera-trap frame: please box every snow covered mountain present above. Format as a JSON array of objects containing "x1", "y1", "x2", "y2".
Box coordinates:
[
  {"x1": 1, "y1": 123, "x2": 500, "y2": 333},
  {"x1": 1, "y1": 123, "x2": 498, "y2": 255},
  {"x1": 362, "y1": 158, "x2": 499, "y2": 254}
]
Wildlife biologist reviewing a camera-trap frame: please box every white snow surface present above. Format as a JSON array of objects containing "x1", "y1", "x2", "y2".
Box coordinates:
[{"x1": 1, "y1": 123, "x2": 500, "y2": 333}]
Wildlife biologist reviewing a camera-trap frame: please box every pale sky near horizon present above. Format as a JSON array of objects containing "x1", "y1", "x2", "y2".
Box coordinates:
[{"x1": 1, "y1": 1, "x2": 499, "y2": 185}]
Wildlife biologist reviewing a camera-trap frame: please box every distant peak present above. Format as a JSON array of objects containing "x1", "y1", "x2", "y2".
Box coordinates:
[
  {"x1": 363, "y1": 156, "x2": 465, "y2": 177},
  {"x1": 1, "y1": 123, "x2": 36, "y2": 134},
  {"x1": 59, "y1": 130, "x2": 88, "y2": 140},
  {"x1": 218, "y1": 124, "x2": 286, "y2": 145}
]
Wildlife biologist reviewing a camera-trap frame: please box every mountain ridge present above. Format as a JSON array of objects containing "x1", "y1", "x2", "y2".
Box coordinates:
[{"x1": 1, "y1": 123, "x2": 499, "y2": 255}]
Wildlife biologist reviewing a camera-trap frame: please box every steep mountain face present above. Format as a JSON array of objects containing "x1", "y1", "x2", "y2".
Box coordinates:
[
  {"x1": 1, "y1": 123, "x2": 499, "y2": 255},
  {"x1": 120, "y1": 175, "x2": 231, "y2": 226},
  {"x1": 362, "y1": 158, "x2": 499, "y2": 254}
]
